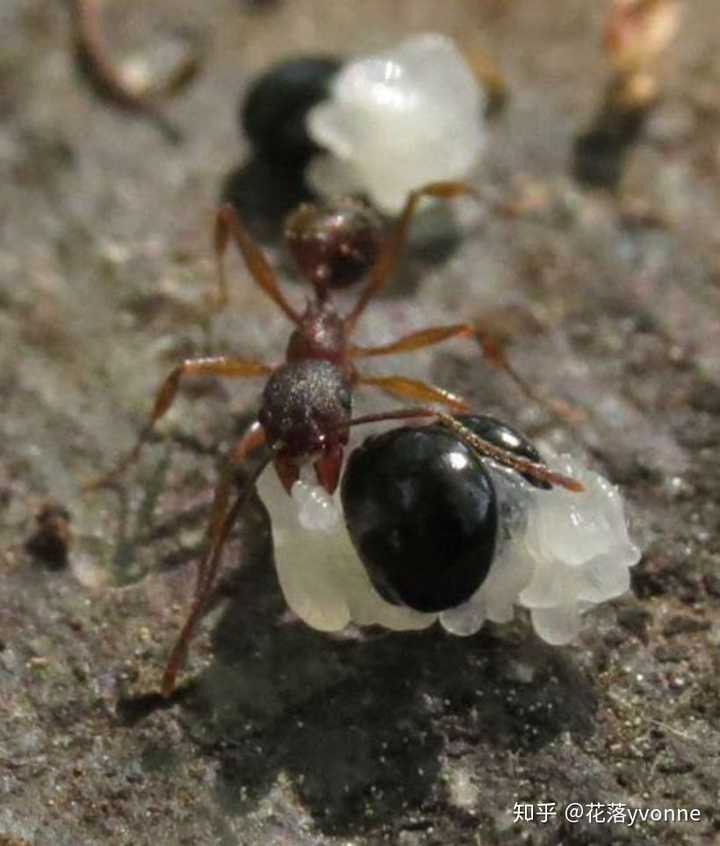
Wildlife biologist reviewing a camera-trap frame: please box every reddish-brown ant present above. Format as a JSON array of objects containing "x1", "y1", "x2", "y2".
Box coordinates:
[{"x1": 89, "y1": 181, "x2": 581, "y2": 696}]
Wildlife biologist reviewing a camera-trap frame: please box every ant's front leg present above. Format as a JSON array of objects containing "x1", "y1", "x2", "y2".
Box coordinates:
[
  {"x1": 162, "y1": 422, "x2": 270, "y2": 697},
  {"x1": 214, "y1": 205, "x2": 302, "y2": 322},
  {"x1": 357, "y1": 373, "x2": 470, "y2": 414},
  {"x1": 84, "y1": 356, "x2": 272, "y2": 490}
]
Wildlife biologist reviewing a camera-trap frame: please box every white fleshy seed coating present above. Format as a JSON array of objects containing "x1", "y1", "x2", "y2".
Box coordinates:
[
  {"x1": 292, "y1": 479, "x2": 341, "y2": 532},
  {"x1": 515, "y1": 453, "x2": 640, "y2": 644},
  {"x1": 305, "y1": 34, "x2": 486, "y2": 214},
  {"x1": 259, "y1": 452, "x2": 641, "y2": 645},
  {"x1": 261, "y1": 472, "x2": 434, "y2": 633}
]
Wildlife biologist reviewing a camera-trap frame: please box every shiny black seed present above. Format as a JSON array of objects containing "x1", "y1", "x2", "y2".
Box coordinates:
[
  {"x1": 241, "y1": 56, "x2": 341, "y2": 167},
  {"x1": 341, "y1": 426, "x2": 498, "y2": 612}
]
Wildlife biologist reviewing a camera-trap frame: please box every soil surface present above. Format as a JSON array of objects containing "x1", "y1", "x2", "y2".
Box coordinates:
[{"x1": 1, "y1": 2, "x2": 719, "y2": 844}]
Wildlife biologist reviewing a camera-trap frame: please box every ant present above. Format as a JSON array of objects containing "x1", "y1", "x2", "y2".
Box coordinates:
[{"x1": 89, "y1": 181, "x2": 582, "y2": 697}]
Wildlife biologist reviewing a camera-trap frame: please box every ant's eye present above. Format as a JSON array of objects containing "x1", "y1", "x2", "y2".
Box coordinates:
[{"x1": 337, "y1": 384, "x2": 352, "y2": 412}]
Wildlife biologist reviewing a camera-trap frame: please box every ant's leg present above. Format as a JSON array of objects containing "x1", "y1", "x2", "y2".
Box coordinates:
[
  {"x1": 193, "y1": 423, "x2": 268, "y2": 600},
  {"x1": 352, "y1": 320, "x2": 585, "y2": 425},
  {"x1": 350, "y1": 323, "x2": 474, "y2": 358},
  {"x1": 345, "y1": 181, "x2": 478, "y2": 331},
  {"x1": 357, "y1": 374, "x2": 470, "y2": 414},
  {"x1": 85, "y1": 356, "x2": 272, "y2": 490},
  {"x1": 214, "y1": 205, "x2": 302, "y2": 322},
  {"x1": 475, "y1": 326, "x2": 588, "y2": 425},
  {"x1": 162, "y1": 422, "x2": 270, "y2": 696},
  {"x1": 70, "y1": 0, "x2": 201, "y2": 143}
]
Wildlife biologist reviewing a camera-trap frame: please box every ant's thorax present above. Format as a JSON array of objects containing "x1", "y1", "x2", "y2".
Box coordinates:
[{"x1": 285, "y1": 297, "x2": 350, "y2": 373}]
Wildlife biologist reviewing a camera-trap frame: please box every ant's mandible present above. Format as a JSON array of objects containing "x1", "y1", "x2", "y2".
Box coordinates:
[{"x1": 89, "y1": 181, "x2": 581, "y2": 696}]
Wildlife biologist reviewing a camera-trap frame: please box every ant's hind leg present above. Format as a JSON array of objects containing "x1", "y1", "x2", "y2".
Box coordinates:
[
  {"x1": 214, "y1": 204, "x2": 302, "y2": 322},
  {"x1": 345, "y1": 181, "x2": 478, "y2": 331},
  {"x1": 84, "y1": 356, "x2": 272, "y2": 491},
  {"x1": 161, "y1": 422, "x2": 269, "y2": 697}
]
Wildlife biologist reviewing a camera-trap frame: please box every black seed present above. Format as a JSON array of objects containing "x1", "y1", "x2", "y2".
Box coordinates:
[
  {"x1": 241, "y1": 56, "x2": 342, "y2": 167},
  {"x1": 342, "y1": 426, "x2": 498, "y2": 612}
]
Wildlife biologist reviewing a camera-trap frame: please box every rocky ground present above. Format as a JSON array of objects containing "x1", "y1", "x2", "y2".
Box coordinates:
[{"x1": 1, "y1": 1, "x2": 719, "y2": 844}]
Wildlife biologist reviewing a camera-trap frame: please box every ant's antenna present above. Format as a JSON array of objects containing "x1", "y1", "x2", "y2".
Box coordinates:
[{"x1": 332, "y1": 409, "x2": 584, "y2": 493}]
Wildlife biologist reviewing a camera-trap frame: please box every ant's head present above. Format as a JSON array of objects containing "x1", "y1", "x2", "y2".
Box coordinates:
[
  {"x1": 284, "y1": 199, "x2": 382, "y2": 292},
  {"x1": 259, "y1": 360, "x2": 352, "y2": 494}
]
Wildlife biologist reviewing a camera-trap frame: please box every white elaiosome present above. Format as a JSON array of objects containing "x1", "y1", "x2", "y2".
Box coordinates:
[
  {"x1": 258, "y1": 450, "x2": 641, "y2": 645},
  {"x1": 260, "y1": 470, "x2": 435, "y2": 633},
  {"x1": 305, "y1": 34, "x2": 486, "y2": 214}
]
